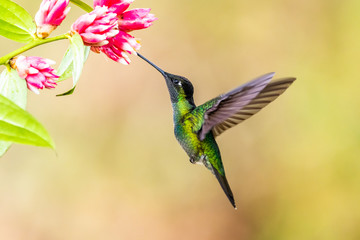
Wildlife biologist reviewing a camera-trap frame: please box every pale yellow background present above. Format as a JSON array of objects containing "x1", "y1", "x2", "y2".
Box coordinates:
[{"x1": 1, "y1": 0, "x2": 359, "y2": 239}]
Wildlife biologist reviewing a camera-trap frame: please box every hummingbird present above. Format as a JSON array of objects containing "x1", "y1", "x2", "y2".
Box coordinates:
[{"x1": 137, "y1": 53, "x2": 295, "y2": 208}]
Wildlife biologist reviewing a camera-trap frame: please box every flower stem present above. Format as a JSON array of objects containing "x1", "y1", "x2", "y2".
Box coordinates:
[
  {"x1": 0, "y1": 34, "x2": 69, "y2": 66},
  {"x1": 70, "y1": 0, "x2": 93, "y2": 13}
]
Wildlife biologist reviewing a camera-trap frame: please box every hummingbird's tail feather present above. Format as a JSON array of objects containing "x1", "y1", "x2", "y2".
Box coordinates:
[{"x1": 211, "y1": 165, "x2": 236, "y2": 209}]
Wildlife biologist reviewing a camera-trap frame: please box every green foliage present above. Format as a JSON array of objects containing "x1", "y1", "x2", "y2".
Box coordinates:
[
  {"x1": 0, "y1": 0, "x2": 36, "y2": 43},
  {"x1": 57, "y1": 33, "x2": 89, "y2": 96},
  {"x1": 0, "y1": 69, "x2": 54, "y2": 156},
  {"x1": 0, "y1": 69, "x2": 27, "y2": 109},
  {"x1": 70, "y1": 32, "x2": 86, "y2": 85},
  {"x1": 0, "y1": 93, "x2": 55, "y2": 155},
  {"x1": 57, "y1": 45, "x2": 90, "y2": 82},
  {"x1": 0, "y1": 68, "x2": 27, "y2": 156},
  {"x1": 57, "y1": 48, "x2": 74, "y2": 82}
]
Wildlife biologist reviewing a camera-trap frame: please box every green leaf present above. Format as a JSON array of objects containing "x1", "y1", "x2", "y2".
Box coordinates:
[
  {"x1": 0, "y1": 68, "x2": 27, "y2": 156},
  {"x1": 0, "y1": 69, "x2": 54, "y2": 156},
  {"x1": 56, "y1": 86, "x2": 76, "y2": 96},
  {"x1": 0, "y1": 0, "x2": 36, "y2": 43},
  {"x1": 57, "y1": 45, "x2": 90, "y2": 82},
  {"x1": 0, "y1": 94, "x2": 55, "y2": 153},
  {"x1": 57, "y1": 34, "x2": 89, "y2": 96},
  {"x1": 71, "y1": 32, "x2": 86, "y2": 86},
  {"x1": 0, "y1": 69, "x2": 27, "y2": 108},
  {"x1": 57, "y1": 47, "x2": 74, "y2": 82}
]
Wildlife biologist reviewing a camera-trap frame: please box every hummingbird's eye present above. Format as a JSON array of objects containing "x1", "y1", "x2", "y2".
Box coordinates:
[{"x1": 173, "y1": 79, "x2": 181, "y2": 86}]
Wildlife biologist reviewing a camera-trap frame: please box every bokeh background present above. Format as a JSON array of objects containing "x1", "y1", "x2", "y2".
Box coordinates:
[{"x1": 1, "y1": 0, "x2": 360, "y2": 239}]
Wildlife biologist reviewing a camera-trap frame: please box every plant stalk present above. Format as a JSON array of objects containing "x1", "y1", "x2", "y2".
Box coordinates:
[
  {"x1": 70, "y1": 0, "x2": 93, "y2": 12},
  {"x1": 0, "y1": 34, "x2": 69, "y2": 66}
]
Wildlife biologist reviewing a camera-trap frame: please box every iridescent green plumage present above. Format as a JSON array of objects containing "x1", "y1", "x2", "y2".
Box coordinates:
[
  {"x1": 137, "y1": 53, "x2": 296, "y2": 209},
  {"x1": 173, "y1": 99, "x2": 224, "y2": 174}
]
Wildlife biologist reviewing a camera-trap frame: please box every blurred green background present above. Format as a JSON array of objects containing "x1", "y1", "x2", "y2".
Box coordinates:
[{"x1": 1, "y1": 0, "x2": 360, "y2": 239}]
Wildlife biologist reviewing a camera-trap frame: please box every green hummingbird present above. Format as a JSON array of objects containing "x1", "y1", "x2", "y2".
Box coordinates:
[{"x1": 137, "y1": 53, "x2": 295, "y2": 208}]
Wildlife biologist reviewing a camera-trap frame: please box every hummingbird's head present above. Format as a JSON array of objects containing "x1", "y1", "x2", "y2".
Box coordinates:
[
  {"x1": 137, "y1": 53, "x2": 195, "y2": 104},
  {"x1": 163, "y1": 73, "x2": 194, "y2": 104}
]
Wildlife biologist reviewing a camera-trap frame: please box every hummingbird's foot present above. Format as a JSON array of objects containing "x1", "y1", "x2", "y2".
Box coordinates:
[{"x1": 189, "y1": 157, "x2": 196, "y2": 164}]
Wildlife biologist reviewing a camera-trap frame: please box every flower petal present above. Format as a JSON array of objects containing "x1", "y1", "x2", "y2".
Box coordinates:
[
  {"x1": 72, "y1": 6, "x2": 119, "y2": 46},
  {"x1": 12, "y1": 56, "x2": 59, "y2": 93},
  {"x1": 35, "y1": 0, "x2": 70, "y2": 38},
  {"x1": 119, "y1": 8, "x2": 157, "y2": 31}
]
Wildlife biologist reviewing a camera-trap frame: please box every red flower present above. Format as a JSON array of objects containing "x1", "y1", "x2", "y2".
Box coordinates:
[
  {"x1": 12, "y1": 56, "x2": 58, "y2": 94},
  {"x1": 35, "y1": 0, "x2": 70, "y2": 38},
  {"x1": 92, "y1": 0, "x2": 157, "y2": 64},
  {"x1": 119, "y1": 8, "x2": 156, "y2": 31},
  {"x1": 71, "y1": 6, "x2": 119, "y2": 46},
  {"x1": 91, "y1": 31, "x2": 140, "y2": 64}
]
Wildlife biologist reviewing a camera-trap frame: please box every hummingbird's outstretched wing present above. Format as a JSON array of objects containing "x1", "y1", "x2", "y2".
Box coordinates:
[{"x1": 192, "y1": 74, "x2": 295, "y2": 140}]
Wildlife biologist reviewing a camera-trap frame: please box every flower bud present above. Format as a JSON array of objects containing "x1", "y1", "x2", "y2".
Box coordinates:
[
  {"x1": 35, "y1": 0, "x2": 70, "y2": 38},
  {"x1": 11, "y1": 56, "x2": 58, "y2": 94}
]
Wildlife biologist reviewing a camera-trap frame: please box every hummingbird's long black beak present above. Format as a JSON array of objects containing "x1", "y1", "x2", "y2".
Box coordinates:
[{"x1": 137, "y1": 52, "x2": 167, "y2": 77}]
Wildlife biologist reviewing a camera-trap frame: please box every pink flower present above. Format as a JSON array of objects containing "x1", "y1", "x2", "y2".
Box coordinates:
[
  {"x1": 35, "y1": 0, "x2": 70, "y2": 38},
  {"x1": 94, "y1": 0, "x2": 157, "y2": 32},
  {"x1": 119, "y1": 8, "x2": 157, "y2": 31},
  {"x1": 93, "y1": 0, "x2": 133, "y2": 15},
  {"x1": 11, "y1": 56, "x2": 58, "y2": 94},
  {"x1": 91, "y1": 0, "x2": 157, "y2": 64},
  {"x1": 71, "y1": 6, "x2": 119, "y2": 46},
  {"x1": 91, "y1": 31, "x2": 140, "y2": 64}
]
